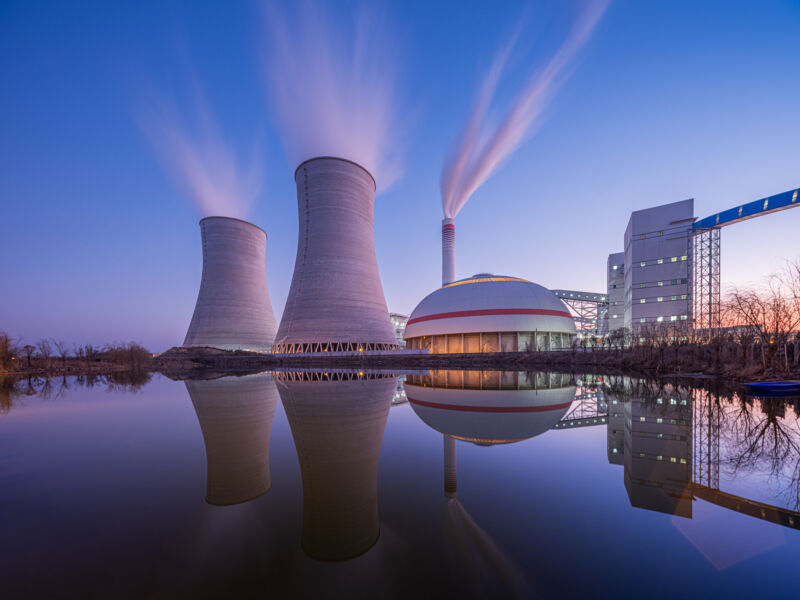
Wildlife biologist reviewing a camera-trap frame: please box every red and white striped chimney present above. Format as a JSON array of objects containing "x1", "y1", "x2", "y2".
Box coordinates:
[{"x1": 442, "y1": 217, "x2": 455, "y2": 286}]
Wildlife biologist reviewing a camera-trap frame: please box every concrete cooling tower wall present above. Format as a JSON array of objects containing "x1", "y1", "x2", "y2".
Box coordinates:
[
  {"x1": 274, "y1": 157, "x2": 397, "y2": 353},
  {"x1": 186, "y1": 373, "x2": 279, "y2": 506},
  {"x1": 276, "y1": 373, "x2": 395, "y2": 560},
  {"x1": 184, "y1": 216, "x2": 277, "y2": 352}
]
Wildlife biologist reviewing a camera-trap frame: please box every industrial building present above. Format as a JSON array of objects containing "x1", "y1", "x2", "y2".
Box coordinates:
[
  {"x1": 389, "y1": 313, "x2": 408, "y2": 348},
  {"x1": 276, "y1": 372, "x2": 395, "y2": 561},
  {"x1": 404, "y1": 274, "x2": 577, "y2": 353},
  {"x1": 622, "y1": 199, "x2": 694, "y2": 335},
  {"x1": 273, "y1": 157, "x2": 397, "y2": 353},
  {"x1": 603, "y1": 252, "x2": 625, "y2": 334},
  {"x1": 186, "y1": 373, "x2": 278, "y2": 506}
]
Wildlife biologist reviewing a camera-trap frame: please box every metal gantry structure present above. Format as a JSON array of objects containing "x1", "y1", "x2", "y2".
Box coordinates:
[
  {"x1": 551, "y1": 290, "x2": 608, "y2": 335},
  {"x1": 691, "y1": 187, "x2": 800, "y2": 334}
]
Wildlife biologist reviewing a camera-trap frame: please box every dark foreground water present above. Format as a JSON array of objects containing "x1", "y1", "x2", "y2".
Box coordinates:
[{"x1": 2, "y1": 370, "x2": 800, "y2": 599}]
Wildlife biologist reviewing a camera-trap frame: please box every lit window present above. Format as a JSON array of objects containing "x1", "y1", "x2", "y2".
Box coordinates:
[
  {"x1": 639, "y1": 452, "x2": 645, "y2": 458},
  {"x1": 639, "y1": 337, "x2": 645, "y2": 342},
  {"x1": 657, "y1": 316, "x2": 663, "y2": 322},
  {"x1": 671, "y1": 296, "x2": 677, "y2": 301},
  {"x1": 639, "y1": 234, "x2": 645, "y2": 239},
  {"x1": 658, "y1": 281, "x2": 663, "y2": 286},
  {"x1": 640, "y1": 261, "x2": 646, "y2": 267},
  {"x1": 640, "y1": 283, "x2": 645, "y2": 288},
  {"x1": 657, "y1": 297, "x2": 663, "y2": 302},
  {"x1": 657, "y1": 398, "x2": 663, "y2": 404},
  {"x1": 671, "y1": 256, "x2": 678, "y2": 262},
  {"x1": 639, "y1": 417, "x2": 646, "y2": 422},
  {"x1": 670, "y1": 457, "x2": 677, "y2": 463},
  {"x1": 640, "y1": 317, "x2": 646, "y2": 323},
  {"x1": 670, "y1": 315, "x2": 677, "y2": 321},
  {"x1": 657, "y1": 418, "x2": 663, "y2": 424},
  {"x1": 612, "y1": 265, "x2": 617, "y2": 270},
  {"x1": 681, "y1": 315, "x2": 688, "y2": 320},
  {"x1": 680, "y1": 399, "x2": 687, "y2": 406},
  {"x1": 640, "y1": 298, "x2": 646, "y2": 303},
  {"x1": 681, "y1": 294, "x2": 687, "y2": 299},
  {"x1": 658, "y1": 231, "x2": 664, "y2": 236},
  {"x1": 670, "y1": 398, "x2": 676, "y2": 405},
  {"x1": 657, "y1": 455, "x2": 663, "y2": 461},
  {"x1": 657, "y1": 259, "x2": 664, "y2": 264},
  {"x1": 681, "y1": 255, "x2": 687, "y2": 261},
  {"x1": 680, "y1": 458, "x2": 687, "y2": 464}
]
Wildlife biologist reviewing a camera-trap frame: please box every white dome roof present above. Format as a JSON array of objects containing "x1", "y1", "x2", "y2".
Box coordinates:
[{"x1": 404, "y1": 274, "x2": 576, "y2": 338}]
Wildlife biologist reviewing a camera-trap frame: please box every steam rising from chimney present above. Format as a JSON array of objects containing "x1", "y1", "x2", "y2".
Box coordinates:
[
  {"x1": 441, "y1": 0, "x2": 608, "y2": 219},
  {"x1": 260, "y1": 0, "x2": 403, "y2": 192},
  {"x1": 140, "y1": 86, "x2": 263, "y2": 219}
]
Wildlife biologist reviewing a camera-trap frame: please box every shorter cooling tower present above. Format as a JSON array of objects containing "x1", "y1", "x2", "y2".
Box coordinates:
[
  {"x1": 186, "y1": 373, "x2": 279, "y2": 506},
  {"x1": 276, "y1": 372, "x2": 395, "y2": 560},
  {"x1": 184, "y1": 216, "x2": 277, "y2": 352},
  {"x1": 274, "y1": 157, "x2": 397, "y2": 353}
]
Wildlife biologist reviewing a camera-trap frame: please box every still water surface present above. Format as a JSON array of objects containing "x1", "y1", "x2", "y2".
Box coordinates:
[{"x1": 2, "y1": 370, "x2": 800, "y2": 599}]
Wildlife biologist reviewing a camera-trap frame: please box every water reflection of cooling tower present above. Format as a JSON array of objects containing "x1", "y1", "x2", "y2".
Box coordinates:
[
  {"x1": 276, "y1": 373, "x2": 395, "y2": 561},
  {"x1": 405, "y1": 371, "x2": 575, "y2": 445},
  {"x1": 186, "y1": 373, "x2": 278, "y2": 506}
]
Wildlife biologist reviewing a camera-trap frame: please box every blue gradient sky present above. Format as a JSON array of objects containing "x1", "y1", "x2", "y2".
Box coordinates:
[{"x1": 2, "y1": 0, "x2": 800, "y2": 350}]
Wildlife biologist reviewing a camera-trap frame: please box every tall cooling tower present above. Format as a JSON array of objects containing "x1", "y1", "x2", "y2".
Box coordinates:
[
  {"x1": 276, "y1": 373, "x2": 395, "y2": 560},
  {"x1": 186, "y1": 373, "x2": 279, "y2": 506},
  {"x1": 184, "y1": 216, "x2": 277, "y2": 352},
  {"x1": 273, "y1": 157, "x2": 397, "y2": 353}
]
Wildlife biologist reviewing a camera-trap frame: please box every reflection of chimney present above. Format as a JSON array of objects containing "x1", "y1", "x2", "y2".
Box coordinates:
[
  {"x1": 186, "y1": 373, "x2": 278, "y2": 506},
  {"x1": 444, "y1": 435, "x2": 457, "y2": 498},
  {"x1": 277, "y1": 375, "x2": 395, "y2": 561},
  {"x1": 442, "y1": 217, "x2": 455, "y2": 285}
]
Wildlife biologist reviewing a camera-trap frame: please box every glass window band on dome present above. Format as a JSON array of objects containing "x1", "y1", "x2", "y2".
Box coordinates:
[{"x1": 405, "y1": 331, "x2": 573, "y2": 353}]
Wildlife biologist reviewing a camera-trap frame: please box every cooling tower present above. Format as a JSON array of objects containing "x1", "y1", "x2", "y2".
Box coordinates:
[
  {"x1": 442, "y1": 217, "x2": 455, "y2": 285},
  {"x1": 184, "y1": 216, "x2": 277, "y2": 352},
  {"x1": 186, "y1": 373, "x2": 278, "y2": 506},
  {"x1": 276, "y1": 372, "x2": 395, "y2": 560},
  {"x1": 273, "y1": 157, "x2": 397, "y2": 353}
]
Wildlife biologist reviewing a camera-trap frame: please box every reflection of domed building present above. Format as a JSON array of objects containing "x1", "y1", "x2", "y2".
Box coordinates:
[
  {"x1": 186, "y1": 373, "x2": 279, "y2": 506},
  {"x1": 405, "y1": 371, "x2": 575, "y2": 445},
  {"x1": 276, "y1": 372, "x2": 395, "y2": 561},
  {"x1": 404, "y1": 275, "x2": 576, "y2": 353}
]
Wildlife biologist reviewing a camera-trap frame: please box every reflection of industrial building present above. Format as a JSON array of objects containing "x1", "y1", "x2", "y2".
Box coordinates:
[
  {"x1": 275, "y1": 372, "x2": 395, "y2": 561},
  {"x1": 184, "y1": 217, "x2": 278, "y2": 352},
  {"x1": 186, "y1": 373, "x2": 279, "y2": 505},
  {"x1": 623, "y1": 392, "x2": 693, "y2": 517},
  {"x1": 623, "y1": 199, "x2": 694, "y2": 335},
  {"x1": 406, "y1": 371, "x2": 575, "y2": 444},
  {"x1": 404, "y1": 275, "x2": 576, "y2": 353},
  {"x1": 273, "y1": 157, "x2": 397, "y2": 353}
]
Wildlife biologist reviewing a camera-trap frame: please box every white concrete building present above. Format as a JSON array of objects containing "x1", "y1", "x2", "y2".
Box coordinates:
[
  {"x1": 623, "y1": 199, "x2": 694, "y2": 335},
  {"x1": 404, "y1": 274, "x2": 577, "y2": 353},
  {"x1": 604, "y1": 252, "x2": 625, "y2": 334}
]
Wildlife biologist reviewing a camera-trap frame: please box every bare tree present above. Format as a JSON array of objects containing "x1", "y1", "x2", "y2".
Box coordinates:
[
  {"x1": 52, "y1": 339, "x2": 69, "y2": 370},
  {"x1": 36, "y1": 339, "x2": 52, "y2": 369},
  {"x1": 21, "y1": 344, "x2": 36, "y2": 368}
]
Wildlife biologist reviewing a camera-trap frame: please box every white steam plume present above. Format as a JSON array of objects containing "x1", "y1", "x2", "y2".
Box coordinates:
[
  {"x1": 139, "y1": 85, "x2": 263, "y2": 219},
  {"x1": 441, "y1": 0, "x2": 608, "y2": 219},
  {"x1": 260, "y1": 0, "x2": 403, "y2": 191}
]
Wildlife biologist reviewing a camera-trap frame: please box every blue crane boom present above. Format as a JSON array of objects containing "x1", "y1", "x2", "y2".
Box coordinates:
[{"x1": 693, "y1": 187, "x2": 800, "y2": 230}]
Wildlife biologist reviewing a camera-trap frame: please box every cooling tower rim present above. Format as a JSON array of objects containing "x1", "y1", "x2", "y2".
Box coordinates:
[
  {"x1": 294, "y1": 156, "x2": 376, "y2": 191},
  {"x1": 199, "y1": 215, "x2": 267, "y2": 237}
]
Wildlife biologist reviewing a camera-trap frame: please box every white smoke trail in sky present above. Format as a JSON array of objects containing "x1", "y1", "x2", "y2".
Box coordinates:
[
  {"x1": 139, "y1": 85, "x2": 263, "y2": 219},
  {"x1": 260, "y1": 0, "x2": 403, "y2": 192},
  {"x1": 441, "y1": 0, "x2": 609, "y2": 219}
]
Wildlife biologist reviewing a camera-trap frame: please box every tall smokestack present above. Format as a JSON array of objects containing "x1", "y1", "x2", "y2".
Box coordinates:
[
  {"x1": 184, "y1": 216, "x2": 277, "y2": 352},
  {"x1": 186, "y1": 373, "x2": 278, "y2": 506},
  {"x1": 442, "y1": 218, "x2": 455, "y2": 285},
  {"x1": 444, "y1": 434, "x2": 458, "y2": 498},
  {"x1": 274, "y1": 157, "x2": 397, "y2": 353}
]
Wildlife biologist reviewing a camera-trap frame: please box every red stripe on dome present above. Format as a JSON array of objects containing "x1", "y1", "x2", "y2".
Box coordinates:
[
  {"x1": 407, "y1": 308, "x2": 573, "y2": 325},
  {"x1": 407, "y1": 397, "x2": 573, "y2": 413}
]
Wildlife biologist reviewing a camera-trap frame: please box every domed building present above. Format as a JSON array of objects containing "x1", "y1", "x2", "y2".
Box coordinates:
[{"x1": 404, "y1": 274, "x2": 576, "y2": 353}]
